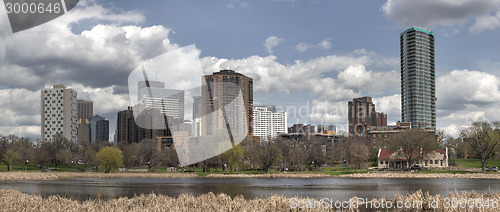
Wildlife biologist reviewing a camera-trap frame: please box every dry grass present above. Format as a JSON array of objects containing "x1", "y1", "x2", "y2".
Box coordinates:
[
  {"x1": 340, "y1": 172, "x2": 500, "y2": 179},
  {"x1": 0, "y1": 189, "x2": 328, "y2": 212},
  {"x1": 3, "y1": 171, "x2": 500, "y2": 181},
  {"x1": 358, "y1": 190, "x2": 500, "y2": 211},
  {"x1": 0, "y1": 172, "x2": 197, "y2": 181},
  {"x1": 2, "y1": 189, "x2": 500, "y2": 211}
]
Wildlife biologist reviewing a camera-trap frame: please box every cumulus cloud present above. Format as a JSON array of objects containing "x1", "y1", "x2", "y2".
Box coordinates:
[
  {"x1": 437, "y1": 69, "x2": 500, "y2": 137},
  {"x1": 469, "y1": 12, "x2": 500, "y2": 33},
  {"x1": 381, "y1": 0, "x2": 500, "y2": 28},
  {"x1": 263, "y1": 36, "x2": 284, "y2": 54}
]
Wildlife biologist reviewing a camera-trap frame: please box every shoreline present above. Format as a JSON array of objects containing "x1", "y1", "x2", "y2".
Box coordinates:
[{"x1": 2, "y1": 171, "x2": 500, "y2": 181}]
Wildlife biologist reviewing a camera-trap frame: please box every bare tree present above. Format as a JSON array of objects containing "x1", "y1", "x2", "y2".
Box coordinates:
[
  {"x1": 256, "y1": 141, "x2": 281, "y2": 173},
  {"x1": 347, "y1": 141, "x2": 369, "y2": 170},
  {"x1": 136, "y1": 139, "x2": 161, "y2": 172},
  {"x1": 461, "y1": 122, "x2": 500, "y2": 173},
  {"x1": 385, "y1": 129, "x2": 438, "y2": 168},
  {"x1": 289, "y1": 143, "x2": 305, "y2": 171}
]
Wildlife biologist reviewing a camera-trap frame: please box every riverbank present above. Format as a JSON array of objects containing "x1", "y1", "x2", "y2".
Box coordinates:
[
  {"x1": 1, "y1": 189, "x2": 500, "y2": 211},
  {"x1": 2, "y1": 171, "x2": 500, "y2": 181}
]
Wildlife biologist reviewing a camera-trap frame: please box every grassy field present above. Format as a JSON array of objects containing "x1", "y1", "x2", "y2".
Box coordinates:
[{"x1": 454, "y1": 159, "x2": 500, "y2": 168}]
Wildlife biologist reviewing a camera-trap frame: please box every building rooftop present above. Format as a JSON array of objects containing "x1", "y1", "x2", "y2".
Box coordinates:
[
  {"x1": 211, "y1": 70, "x2": 244, "y2": 76},
  {"x1": 402, "y1": 27, "x2": 434, "y2": 36}
]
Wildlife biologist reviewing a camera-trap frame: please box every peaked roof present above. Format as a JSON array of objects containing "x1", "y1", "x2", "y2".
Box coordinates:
[{"x1": 378, "y1": 149, "x2": 447, "y2": 159}]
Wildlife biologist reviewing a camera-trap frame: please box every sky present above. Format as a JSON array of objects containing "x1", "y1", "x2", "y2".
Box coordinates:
[{"x1": 1, "y1": 0, "x2": 500, "y2": 140}]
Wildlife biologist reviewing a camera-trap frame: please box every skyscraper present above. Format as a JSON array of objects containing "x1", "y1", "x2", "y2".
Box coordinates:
[
  {"x1": 41, "y1": 85, "x2": 78, "y2": 142},
  {"x1": 201, "y1": 70, "x2": 253, "y2": 136},
  {"x1": 77, "y1": 119, "x2": 90, "y2": 144},
  {"x1": 116, "y1": 107, "x2": 170, "y2": 144},
  {"x1": 89, "y1": 115, "x2": 109, "y2": 144},
  {"x1": 400, "y1": 27, "x2": 436, "y2": 129},
  {"x1": 77, "y1": 100, "x2": 93, "y2": 121},
  {"x1": 138, "y1": 80, "x2": 185, "y2": 121},
  {"x1": 348, "y1": 96, "x2": 387, "y2": 136}
]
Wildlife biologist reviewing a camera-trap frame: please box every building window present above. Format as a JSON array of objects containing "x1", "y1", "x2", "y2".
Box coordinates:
[
  {"x1": 380, "y1": 160, "x2": 383, "y2": 164},
  {"x1": 429, "y1": 160, "x2": 432, "y2": 164},
  {"x1": 425, "y1": 160, "x2": 428, "y2": 166},
  {"x1": 435, "y1": 160, "x2": 438, "y2": 165},
  {"x1": 440, "y1": 160, "x2": 443, "y2": 166}
]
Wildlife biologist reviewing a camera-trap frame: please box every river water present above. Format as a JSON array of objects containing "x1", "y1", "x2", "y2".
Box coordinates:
[{"x1": 1, "y1": 177, "x2": 499, "y2": 201}]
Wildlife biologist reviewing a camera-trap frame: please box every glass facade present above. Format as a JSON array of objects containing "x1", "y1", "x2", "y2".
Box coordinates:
[{"x1": 400, "y1": 27, "x2": 436, "y2": 129}]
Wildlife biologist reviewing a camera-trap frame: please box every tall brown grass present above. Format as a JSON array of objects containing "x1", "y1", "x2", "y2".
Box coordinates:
[
  {"x1": 0, "y1": 189, "x2": 326, "y2": 212},
  {"x1": 0, "y1": 172, "x2": 197, "y2": 181},
  {"x1": 2, "y1": 171, "x2": 500, "y2": 181},
  {"x1": 2, "y1": 189, "x2": 500, "y2": 211}
]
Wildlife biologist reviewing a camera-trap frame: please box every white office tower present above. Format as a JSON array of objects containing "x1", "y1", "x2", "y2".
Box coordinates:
[
  {"x1": 41, "y1": 85, "x2": 78, "y2": 142},
  {"x1": 253, "y1": 107, "x2": 287, "y2": 141},
  {"x1": 138, "y1": 80, "x2": 185, "y2": 121}
]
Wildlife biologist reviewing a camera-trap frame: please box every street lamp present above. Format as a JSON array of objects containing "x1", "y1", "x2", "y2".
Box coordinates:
[{"x1": 25, "y1": 160, "x2": 28, "y2": 171}]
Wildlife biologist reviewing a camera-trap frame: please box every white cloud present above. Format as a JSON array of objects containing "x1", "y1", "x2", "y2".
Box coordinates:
[
  {"x1": 469, "y1": 12, "x2": 500, "y2": 33},
  {"x1": 263, "y1": 36, "x2": 283, "y2": 54},
  {"x1": 295, "y1": 42, "x2": 312, "y2": 52},
  {"x1": 226, "y1": 0, "x2": 249, "y2": 8},
  {"x1": 295, "y1": 38, "x2": 332, "y2": 52},
  {"x1": 318, "y1": 38, "x2": 332, "y2": 49},
  {"x1": 382, "y1": 0, "x2": 500, "y2": 28},
  {"x1": 437, "y1": 69, "x2": 500, "y2": 137}
]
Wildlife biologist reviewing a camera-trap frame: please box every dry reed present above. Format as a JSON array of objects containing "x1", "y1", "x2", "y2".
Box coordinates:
[
  {"x1": 2, "y1": 171, "x2": 500, "y2": 181},
  {"x1": 0, "y1": 189, "x2": 328, "y2": 212}
]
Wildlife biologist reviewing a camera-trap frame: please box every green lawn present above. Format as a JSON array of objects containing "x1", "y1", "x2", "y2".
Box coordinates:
[{"x1": 454, "y1": 159, "x2": 500, "y2": 168}]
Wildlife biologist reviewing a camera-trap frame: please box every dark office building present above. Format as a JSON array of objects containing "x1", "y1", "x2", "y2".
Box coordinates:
[
  {"x1": 77, "y1": 100, "x2": 93, "y2": 121},
  {"x1": 116, "y1": 107, "x2": 170, "y2": 144}
]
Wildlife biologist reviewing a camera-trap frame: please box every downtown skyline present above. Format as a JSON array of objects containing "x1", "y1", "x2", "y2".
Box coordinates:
[{"x1": 1, "y1": 0, "x2": 500, "y2": 140}]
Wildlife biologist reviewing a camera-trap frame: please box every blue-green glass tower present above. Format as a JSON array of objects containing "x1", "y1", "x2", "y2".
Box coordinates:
[{"x1": 400, "y1": 27, "x2": 436, "y2": 129}]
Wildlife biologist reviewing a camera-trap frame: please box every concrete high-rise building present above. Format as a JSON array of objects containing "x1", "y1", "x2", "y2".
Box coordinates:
[
  {"x1": 138, "y1": 80, "x2": 185, "y2": 121},
  {"x1": 253, "y1": 107, "x2": 287, "y2": 141},
  {"x1": 89, "y1": 115, "x2": 109, "y2": 144},
  {"x1": 400, "y1": 27, "x2": 436, "y2": 129},
  {"x1": 77, "y1": 100, "x2": 93, "y2": 121},
  {"x1": 41, "y1": 85, "x2": 78, "y2": 142},
  {"x1": 348, "y1": 96, "x2": 387, "y2": 135},
  {"x1": 201, "y1": 70, "x2": 253, "y2": 136}
]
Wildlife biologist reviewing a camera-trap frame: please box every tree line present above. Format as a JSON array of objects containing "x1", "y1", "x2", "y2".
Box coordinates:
[{"x1": 1, "y1": 121, "x2": 499, "y2": 173}]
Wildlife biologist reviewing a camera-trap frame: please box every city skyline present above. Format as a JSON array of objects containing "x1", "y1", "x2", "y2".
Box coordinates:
[{"x1": 2, "y1": 0, "x2": 500, "y2": 139}]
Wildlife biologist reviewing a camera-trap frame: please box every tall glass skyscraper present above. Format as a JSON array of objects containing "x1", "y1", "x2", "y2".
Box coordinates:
[{"x1": 400, "y1": 27, "x2": 436, "y2": 129}]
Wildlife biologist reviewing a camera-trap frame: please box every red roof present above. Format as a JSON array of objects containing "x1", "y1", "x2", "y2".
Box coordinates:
[{"x1": 378, "y1": 149, "x2": 447, "y2": 160}]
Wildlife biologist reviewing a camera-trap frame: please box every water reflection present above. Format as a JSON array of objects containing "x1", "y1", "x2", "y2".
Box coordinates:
[{"x1": 1, "y1": 178, "x2": 499, "y2": 202}]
